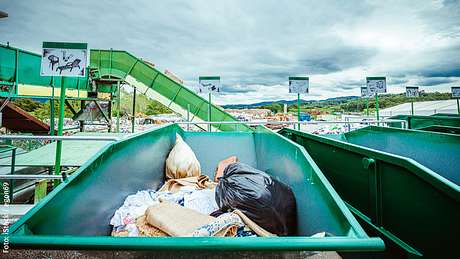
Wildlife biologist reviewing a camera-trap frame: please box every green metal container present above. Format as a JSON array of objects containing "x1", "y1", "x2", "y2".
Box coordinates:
[
  {"x1": 431, "y1": 113, "x2": 460, "y2": 118},
  {"x1": 388, "y1": 114, "x2": 460, "y2": 130},
  {"x1": 280, "y1": 126, "x2": 460, "y2": 258},
  {"x1": 415, "y1": 125, "x2": 460, "y2": 135},
  {"x1": 8, "y1": 124, "x2": 383, "y2": 254}
]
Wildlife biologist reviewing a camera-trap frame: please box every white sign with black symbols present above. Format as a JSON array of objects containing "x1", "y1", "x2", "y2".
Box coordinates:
[
  {"x1": 198, "y1": 76, "x2": 220, "y2": 94},
  {"x1": 40, "y1": 42, "x2": 88, "y2": 77},
  {"x1": 289, "y1": 77, "x2": 309, "y2": 94},
  {"x1": 452, "y1": 87, "x2": 460, "y2": 98},
  {"x1": 366, "y1": 77, "x2": 386, "y2": 95},
  {"x1": 406, "y1": 86, "x2": 420, "y2": 98},
  {"x1": 361, "y1": 87, "x2": 370, "y2": 97}
]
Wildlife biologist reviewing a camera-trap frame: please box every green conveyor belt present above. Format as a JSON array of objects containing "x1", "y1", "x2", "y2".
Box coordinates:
[{"x1": 0, "y1": 44, "x2": 250, "y2": 132}]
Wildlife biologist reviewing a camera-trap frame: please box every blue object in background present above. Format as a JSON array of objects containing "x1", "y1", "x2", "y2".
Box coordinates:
[{"x1": 299, "y1": 112, "x2": 311, "y2": 121}]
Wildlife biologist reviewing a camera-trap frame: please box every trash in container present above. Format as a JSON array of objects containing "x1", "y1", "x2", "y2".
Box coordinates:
[{"x1": 215, "y1": 162, "x2": 297, "y2": 236}]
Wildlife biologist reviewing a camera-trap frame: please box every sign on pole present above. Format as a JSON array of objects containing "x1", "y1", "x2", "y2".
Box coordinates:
[
  {"x1": 366, "y1": 77, "x2": 386, "y2": 123},
  {"x1": 453, "y1": 87, "x2": 460, "y2": 114},
  {"x1": 289, "y1": 77, "x2": 309, "y2": 94},
  {"x1": 41, "y1": 42, "x2": 88, "y2": 77},
  {"x1": 406, "y1": 86, "x2": 420, "y2": 98},
  {"x1": 452, "y1": 87, "x2": 460, "y2": 98},
  {"x1": 198, "y1": 76, "x2": 220, "y2": 93},
  {"x1": 361, "y1": 87, "x2": 370, "y2": 97},
  {"x1": 199, "y1": 76, "x2": 220, "y2": 131},
  {"x1": 289, "y1": 76, "x2": 309, "y2": 130},
  {"x1": 366, "y1": 77, "x2": 386, "y2": 96},
  {"x1": 41, "y1": 41, "x2": 87, "y2": 185}
]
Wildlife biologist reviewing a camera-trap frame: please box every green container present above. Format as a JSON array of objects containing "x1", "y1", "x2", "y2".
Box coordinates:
[
  {"x1": 388, "y1": 114, "x2": 460, "y2": 130},
  {"x1": 8, "y1": 124, "x2": 383, "y2": 254},
  {"x1": 280, "y1": 127, "x2": 460, "y2": 258},
  {"x1": 416, "y1": 125, "x2": 460, "y2": 135},
  {"x1": 431, "y1": 113, "x2": 460, "y2": 118}
]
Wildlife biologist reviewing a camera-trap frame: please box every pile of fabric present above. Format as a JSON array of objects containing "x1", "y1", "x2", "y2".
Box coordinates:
[{"x1": 110, "y1": 134, "x2": 294, "y2": 238}]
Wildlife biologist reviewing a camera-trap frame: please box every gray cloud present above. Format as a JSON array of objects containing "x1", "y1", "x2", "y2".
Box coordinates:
[
  {"x1": 418, "y1": 77, "x2": 455, "y2": 86},
  {"x1": 1, "y1": 0, "x2": 459, "y2": 104},
  {"x1": 388, "y1": 78, "x2": 409, "y2": 85}
]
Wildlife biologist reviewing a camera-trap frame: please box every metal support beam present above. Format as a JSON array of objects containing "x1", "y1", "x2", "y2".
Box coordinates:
[
  {"x1": 93, "y1": 100, "x2": 110, "y2": 124},
  {"x1": 108, "y1": 95, "x2": 113, "y2": 132},
  {"x1": 457, "y1": 98, "x2": 460, "y2": 115},
  {"x1": 109, "y1": 48, "x2": 113, "y2": 79},
  {"x1": 79, "y1": 100, "x2": 85, "y2": 132},
  {"x1": 208, "y1": 93, "x2": 212, "y2": 132},
  {"x1": 64, "y1": 100, "x2": 78, "y2": 116},
  {"x1": 149, "y1": 72, "x2": 161, "y2": 89},
  {"x1": 50, "y1": 77, "x2": 55, "y2": 135},
  {"x1": 297, "y1": 93, "x2": 301, "y2": 130},
  {"x1": 124, "y1": 60, "x2": 139, "y2": 80},
  {"x1": 116, "y1": 81, "x2": 120, "y2": 133},
  {"x1": 15, "y1": 48, "x2": 19, "y2": 93},
  {"x1": 132, "y1": 87, "x2": 136, "y2": 133},
  {"x1": 375, "y1": 94, "x2": 380, "y2": 126},
  {"x1": 187, "y1": 104, "x2": 190, "y2": 131}
]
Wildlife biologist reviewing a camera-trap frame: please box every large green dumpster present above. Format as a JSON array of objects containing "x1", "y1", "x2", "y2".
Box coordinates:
[
  {"x1": 336, "y1": 126, "x2": 460, "y2": 186},
  {"x1": 389, "y1": 114, "x2": 460, "y2": 130},
  {"x1": 8, "y1": 124, "x2": 383, "y2": 254},
  {"x1": 431, "y1": 113, "x2": 460, "y2": 118},
  {"x1": 280, "y1": 127, "x2": 460, "y2": 258},
  {"x1": 416, "y1": 125, "x2": 460, "y2": 135}
]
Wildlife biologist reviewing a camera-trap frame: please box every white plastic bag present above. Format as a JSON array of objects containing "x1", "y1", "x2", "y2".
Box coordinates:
[{"x1": 165, "y1": 134, "x2": 201, "y2": 179}]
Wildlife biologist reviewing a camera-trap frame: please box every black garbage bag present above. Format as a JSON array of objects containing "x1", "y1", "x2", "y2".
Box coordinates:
[{"x1": 215, "y1": 162, "x2": 297, "y2": 236}]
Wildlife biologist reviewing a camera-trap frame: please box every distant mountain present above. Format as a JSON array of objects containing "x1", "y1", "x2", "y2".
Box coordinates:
[{"x1": 222, "y1": 96, "x2": 359, "y2": 109}]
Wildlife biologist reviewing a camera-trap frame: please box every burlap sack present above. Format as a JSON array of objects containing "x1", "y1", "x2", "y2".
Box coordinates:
[
  {"x1": 165, "y1": 134, "x2": 201, "y2": 180},
  {"x1": 111, "y1": 230, "x2": 129, "y2": 237},
  {"x1": 136, "y1": 215, "x2": 168, "y2": 237}
]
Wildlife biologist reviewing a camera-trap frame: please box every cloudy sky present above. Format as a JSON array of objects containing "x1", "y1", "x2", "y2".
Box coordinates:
[{"x1": 1, "y1": 0, "x2": 460, "y2": 104}]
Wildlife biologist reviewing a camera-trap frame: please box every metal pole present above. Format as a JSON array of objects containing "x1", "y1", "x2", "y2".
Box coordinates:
[
  {"x1": 411, "y1": 101, "x2": 414, "y2": 116},
  {"x1": 108, "y1": 97, "x2": 112, "y2": 133},
  {"x1": 15, "y1": 48, "x2": 19, "y2": 92},
  {"x1": 375, "y1": 94, "x2": 380, "y2": 126},
  {"x1": 50, "y1": 77, "x2": 55, "y2": 135},
  {"x1": 132, "y1": 87, "x2": 136, "y2": 133},
  {"x1": 54, "y1": 77, "x2": 66, "y2": 186},
  {"x1": 297, "y1": 93, "x2": 301, "y2": 131},
  {"x1": 208, "y1": 92, "x2": 212, "y2": 132},
  {"x1": 366, "y1": 98, "x2": 369, "y2": 116},
  {"x1": 79, "y1": 100, "x2": 85, "y2": 132},
  {"x1": 187, "y1": 104, "x2": 190, "y2": 131},
  {"x1": 457, "y1": 98, "x2": 460, "y2": 114},
  {"x1": 116, "y1": 81, "x2": 120, "y2": 133}
]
